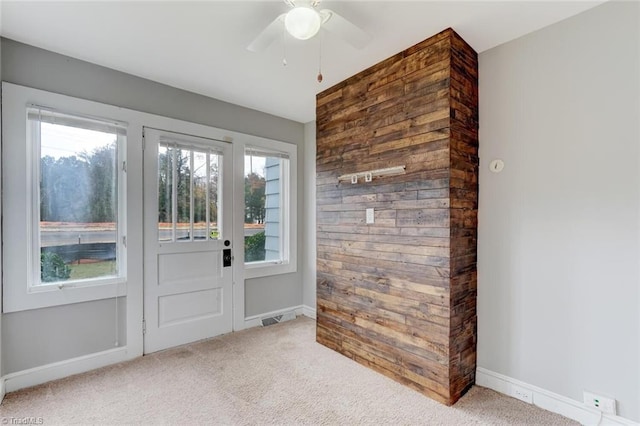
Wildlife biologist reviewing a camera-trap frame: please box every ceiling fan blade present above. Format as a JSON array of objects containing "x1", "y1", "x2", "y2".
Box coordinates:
[
  {"x1": 247, "y1": 14, "x2": 286, "y2": 53},
  {"x1": 320, "y1": 9, "x2": 371, "y2": 49}
]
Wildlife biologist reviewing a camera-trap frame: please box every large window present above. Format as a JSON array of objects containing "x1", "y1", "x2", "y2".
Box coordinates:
[
  {"x1": 243, "y1": 143, "x2": 296, "y2": 278},
  {"x1": 29, "y1": 107, "x2": 127, "y2": 287},
  {"x1": 2, "y1": 84, "x2": 129, "y2": 313}
]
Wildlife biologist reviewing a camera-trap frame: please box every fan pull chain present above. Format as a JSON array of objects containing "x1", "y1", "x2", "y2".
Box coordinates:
[
  {"x1": 282, "y1": 26, "x2": 288, "y2": 66},
  {"x1": 317, "y1": 31, "x2": 323, "y2": 83}
]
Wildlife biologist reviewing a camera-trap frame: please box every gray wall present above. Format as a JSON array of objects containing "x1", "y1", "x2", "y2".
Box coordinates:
[
  {"x1": 1, "y1": 38, "x2": 305, "y2": 374},
  {"x1": 3, "y1": 298, "x2": 126, "y2": 373},
  {"x1": 1, "y1": 39, "x2": 301, "y2": 143},
  {"x1": 245, "y1": 272, "x2": 303, "y2": 317},
  {"x1": 478, "y1": 1, "x2": 639, "y2": 421}
]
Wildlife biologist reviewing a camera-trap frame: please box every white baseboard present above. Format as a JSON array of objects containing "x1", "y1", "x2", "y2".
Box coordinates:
[
  {"x1": 0, "y1": 376, "x2": 5, "y2": 403},
  {"x1": 244, "y1": 305, "x2": 305, "y2": 329},
  {"x1": 476, "y1": 367, "x2": 638, "y2": 426},
  {"x1": 302, "y1": 304, "x2": 316, "y2": 319},
  {"x1": 4, "y1": 347, "x2": 131, "y2": 393}
]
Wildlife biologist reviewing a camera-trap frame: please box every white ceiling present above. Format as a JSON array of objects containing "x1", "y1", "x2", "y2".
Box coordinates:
[{"x1": 1, "y1": 1, "x2": 605, "y2": 123}]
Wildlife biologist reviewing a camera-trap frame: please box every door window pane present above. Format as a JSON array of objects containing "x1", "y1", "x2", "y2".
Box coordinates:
[
  {"x1": 176, "y1": 148, "x2": 191, "y2": 241},
  {"x1": 158, "y1": 142, "x2": 220, "y2": 242},
  {"x1": 158, "y1": 145, "x2": 174, "y2": 242},
  {"x1": 193, "y1": 151, "x2": 208, "y2": 240},
  {"x1": 208, "y1": 154, "x2": 220, "y2": 239}
]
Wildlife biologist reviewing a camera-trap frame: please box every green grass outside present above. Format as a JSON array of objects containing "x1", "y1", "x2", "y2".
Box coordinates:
[{"x1": 69, "y1": 260, "x2": 116, "y2": 280}]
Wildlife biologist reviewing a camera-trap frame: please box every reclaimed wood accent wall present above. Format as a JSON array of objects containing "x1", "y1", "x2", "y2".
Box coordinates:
[{"x1": 315, "y1": 28, "x2": 478, "y2": 405}]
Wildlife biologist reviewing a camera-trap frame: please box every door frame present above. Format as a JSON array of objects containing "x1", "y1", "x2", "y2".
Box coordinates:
[{"x1": 138, "y1": 117, "x2": 248, "y2": 339}]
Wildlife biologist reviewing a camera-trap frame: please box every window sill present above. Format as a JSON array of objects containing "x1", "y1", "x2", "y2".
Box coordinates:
[
  {"x1": 244, "y1": 261, "x2": 296, "y2": 279},
  {"x1": 3, "y1": 280, "x2": 127, "y2": 313}
]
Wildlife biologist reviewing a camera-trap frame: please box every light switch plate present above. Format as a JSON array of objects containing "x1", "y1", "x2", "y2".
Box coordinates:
[{"x1": 366, "y1": 208, "x2": 374, "y2": 224}]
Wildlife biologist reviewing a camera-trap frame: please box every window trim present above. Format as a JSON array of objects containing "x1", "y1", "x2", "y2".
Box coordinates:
[
  {"x1": 2, "y1": 84, "x2": 129, "y2": 312},
  {"x1": 242, "y1": 139, "x2": 297, "y2": 279}
]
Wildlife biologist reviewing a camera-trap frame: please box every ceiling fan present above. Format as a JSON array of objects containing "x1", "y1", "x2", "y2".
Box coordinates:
[{"x1": 247, "y1": 0, "x2": 370, "y2": 53}]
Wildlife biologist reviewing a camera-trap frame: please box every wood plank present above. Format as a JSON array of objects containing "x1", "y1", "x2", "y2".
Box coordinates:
[
  {"x1": 317, "y1": 306, "x2": 448, "y2": 363},
  {"x1": 318, "y1": 230, "x2": 449, "y2": 248},
  {"x1": 317, "y1": 251, "x2": 450, "y2": 281},
  {"x1": 319, "y1": 256, "x2": 451, "y2": 290},
  {"x1": 370, "y1": 130, "x2": 450, "y2": 156}
]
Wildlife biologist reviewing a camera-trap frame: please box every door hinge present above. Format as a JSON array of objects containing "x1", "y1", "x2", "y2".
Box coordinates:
[
  {"x1": 142, "y1": 319, "x2": 146, "y2": 335},
  {"x1": 122, "y1": 236, "x2": 127, "y2": 247},
  {"x1": 122, "y1": 160, "x2": 127, "y2": 173}
]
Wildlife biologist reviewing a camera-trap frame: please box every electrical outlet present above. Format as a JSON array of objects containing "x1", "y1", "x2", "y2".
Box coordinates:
[
  {"x1": 510, "y1": 384, "x2": 533, "y2": 404},
  {"x1": 584, "y1": 391, "x2": 616, "y2": 415}
]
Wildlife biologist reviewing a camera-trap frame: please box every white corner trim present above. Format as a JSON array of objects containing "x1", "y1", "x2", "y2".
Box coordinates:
[
  {"x1": 244, "y1": 305, "x2": 305, "y2": 329},
  {"x1": 302, "y1": 304, "x2": 317, "y2": 319},
  {"x1": 0, "y1": 377, "x2": 5, "y2": 403},
  {"x1": 476, "y1": 367, "x2": 638, "y2": 426},
  {"x1": 4, "y1": 347, "x2": 131, "y2": 393}
]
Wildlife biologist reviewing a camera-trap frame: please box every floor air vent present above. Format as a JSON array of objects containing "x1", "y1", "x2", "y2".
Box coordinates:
[{"x1": 261, "y1": 311, "x2": 296, "y2": 326}]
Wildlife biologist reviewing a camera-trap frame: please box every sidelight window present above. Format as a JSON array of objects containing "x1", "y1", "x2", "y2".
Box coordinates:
[{"x1": 243, "y1": 141, "x2": 297, "y2": 278}]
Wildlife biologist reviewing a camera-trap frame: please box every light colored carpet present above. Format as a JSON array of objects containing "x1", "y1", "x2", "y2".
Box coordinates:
[{"x1": 1, "y1": 316, "x2": 577, "y2": 425}]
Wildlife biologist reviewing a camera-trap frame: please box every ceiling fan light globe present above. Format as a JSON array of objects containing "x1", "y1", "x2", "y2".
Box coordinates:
[{"x1": 285, "y1": 7, "x2": 321, "y2": 40}]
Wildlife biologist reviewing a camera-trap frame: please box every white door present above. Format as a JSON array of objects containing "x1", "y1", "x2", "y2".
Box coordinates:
[{"x1": 143, "y1": 127, "x2": 233, "y2": 353}]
